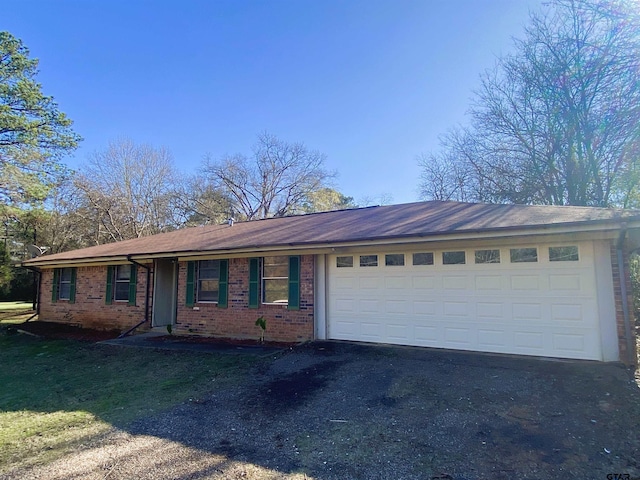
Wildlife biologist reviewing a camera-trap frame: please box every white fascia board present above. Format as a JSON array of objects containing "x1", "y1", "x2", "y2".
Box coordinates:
[{"x1": 22, "y1": 257, "x2": 153, "y2": 269}]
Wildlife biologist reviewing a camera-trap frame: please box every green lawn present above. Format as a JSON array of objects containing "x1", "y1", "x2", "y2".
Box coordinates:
[
  {"x1": 0, "y1": 330, "x2": 256, "y2": 473},
  {"x1": 0, "y1": 301, "x2": 36, "y2": 323}
]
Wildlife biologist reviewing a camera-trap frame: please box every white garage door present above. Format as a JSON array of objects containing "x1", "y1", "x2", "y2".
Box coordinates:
[{"x1": 327, "y1": 242, "x2": 604, "y2": 360}]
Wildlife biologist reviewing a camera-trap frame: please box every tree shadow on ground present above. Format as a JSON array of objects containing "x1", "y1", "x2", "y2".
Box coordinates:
[{"x1": 2, "y1": 330, "x2": 640, "y2": 480}]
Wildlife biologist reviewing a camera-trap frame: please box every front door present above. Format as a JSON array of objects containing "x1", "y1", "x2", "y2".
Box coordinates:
[{"x1": 152, "y1": 259, "x2": 177, "y2": 327}]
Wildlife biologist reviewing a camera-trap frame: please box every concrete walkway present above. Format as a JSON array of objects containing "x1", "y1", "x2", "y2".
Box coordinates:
[{"x1": 100, "y1": 331, "x2": 284, "y2": 356}]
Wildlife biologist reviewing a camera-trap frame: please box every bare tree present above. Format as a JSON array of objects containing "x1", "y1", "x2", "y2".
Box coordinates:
[
  {"x1": 170, "y1": 175, "x2": 233, "y2": 227},
  {"x1": 74, "y1": 139, "x2": 178, "y2": 243},
  {"x1": 419, "y1": 0, "x2": 640, "y2": 207},
  {"x1": 203, "y1": 132, "x2": 336, "y2": 219},
  {"x1": 358, "y1": 193, "x2": 394, "y2": 207},
  {"x1": 418, "y1": 150, "x2": 473, "y2": 202}
]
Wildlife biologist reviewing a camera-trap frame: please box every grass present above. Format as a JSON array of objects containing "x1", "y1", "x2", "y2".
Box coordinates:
[
  {"x1": 0, "y1": 327, "x2": 257, "y2": 474},
  {"x1": 0, "y1": 301, "x2": 36, "y2": 323}
]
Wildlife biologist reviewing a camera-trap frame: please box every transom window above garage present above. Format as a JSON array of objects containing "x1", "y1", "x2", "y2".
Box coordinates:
[
  {"x1": 385, "y1": 254, "x2": 405, "y2": 266},
  {"x1": 510, "y1": 247, "x2": 538, "y2": 263},
  {"x1": 443, "y1": 251, "x2": 466, "y2": 265},
  {"x1": 336, "y1": 256, "x2": 353, "y2": 267},
  {"x1": 360, "y1": 255, "x2": 378, "y2": 267},
  {"x1": 413, "y1": 252, "x2": 434, "y2": 265},
  {"x1": 475, "y1": 249, "x2": 501, "y2": 264},
  {"x1": 549, "y1": 246, "x2": 579, "y2": 261}
]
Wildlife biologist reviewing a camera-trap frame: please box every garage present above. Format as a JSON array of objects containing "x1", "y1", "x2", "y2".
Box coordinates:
[{"x1": 327, "y1": 240, "x2": 615, "y2": 360}]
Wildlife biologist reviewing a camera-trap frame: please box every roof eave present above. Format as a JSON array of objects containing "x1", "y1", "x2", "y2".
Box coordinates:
[{"x1": 21, "y1": 218, "x2": 636, "y2": 268}]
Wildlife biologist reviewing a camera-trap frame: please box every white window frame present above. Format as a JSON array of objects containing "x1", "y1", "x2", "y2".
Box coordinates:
[
  {"x1": 197, "y1": 260, "x2": 220, "y2": 303},
  {"x1": 114, "y1": 265, "x2": 131, "y2": 302},
  {"x1": 262, "y1": 256, "x2": 289, "y2": 305},
  {"x1": 58, "y1": 268, "x2": 73, "y2": 300}
]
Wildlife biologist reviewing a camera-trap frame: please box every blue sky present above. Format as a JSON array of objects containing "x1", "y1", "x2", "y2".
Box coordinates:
[{"x1": 5, "y1": 0, "x2": 542, "y2": 205}]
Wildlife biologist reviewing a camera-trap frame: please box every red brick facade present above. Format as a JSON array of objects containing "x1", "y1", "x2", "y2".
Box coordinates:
[
  {"x1": 174, "y1": 256, "x2": 314, "y2": 343},
  {"x1": 38, "y1": 255, "x2": 315, "y2": 344},
  {"x1": 610, "y1": 241, "x2": 638, "y2": 365},
  {"x1": 39, "y1": 265, "x2": 150, "y2": 332}
]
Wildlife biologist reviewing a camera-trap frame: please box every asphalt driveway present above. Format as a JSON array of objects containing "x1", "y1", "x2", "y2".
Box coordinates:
[{"x1": 5, "y1": 341, "x2": 640, "y2": 480}]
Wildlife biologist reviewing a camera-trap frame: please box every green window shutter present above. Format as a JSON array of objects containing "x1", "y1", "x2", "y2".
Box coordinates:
[
  {"x1": 52, "y1": 268, "x2": 60, "y2": 303},
  {"x1": 218, "y1": 259, "x2": 228, "y2": 308},
  {"x1": 69, "y1": 268, "x2": 77, "y2": 304},
  {"x1": 186, "y1": 261, "x2": 195, "y2": 307},
  {"x1": 288, "y1": 256, "x2": 300, "y2": 310},
  {"x1": 128, "y1": 264, "x2": 137, "y2": 306},
  {"x1": 248, "y1": 258, "x2": 259, "y2": 308},
  {"x1": 105, "y1": 266, "x2": 114, "y2": 305}
]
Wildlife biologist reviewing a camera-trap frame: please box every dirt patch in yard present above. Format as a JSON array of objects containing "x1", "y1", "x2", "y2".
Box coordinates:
[
  {"x1": 148, "y1": 334, "x2": 297, "y2": 349},
  {"x1": 3, "y1": 341, "x2": 640, "y2": 480},
  {"x1": 7, "y1": 321, "x2": 120, "y2": 342}
]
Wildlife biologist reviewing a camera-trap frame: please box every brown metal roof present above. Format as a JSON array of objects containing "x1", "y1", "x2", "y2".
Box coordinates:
[{"x1": 23, "y1": 200, "x2": 640, "y2": 265}]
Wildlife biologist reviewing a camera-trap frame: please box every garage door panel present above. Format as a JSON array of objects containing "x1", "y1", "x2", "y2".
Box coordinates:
[
  {"x1": 552, "y1": 333, "x2": 586, "y2": 353},
  {"x1": 444, "y1": 301, "x2": 468, "y2": 316},
  {"x1": 387, "y1": 323, "x2": 410, "y2": 341},
  {"x1": 514, "y1": 331, "x2": 545, "y2": 350},
  {"x1": 476, "y1": 276, "x2": 502, "y2": 290},
  {"x1": 414, "y1": 325, "x2": 439, "y2": 342},
  {"x1": 478, "y1": 328, "x2": 508, "y2": 347},
  {"x1": 359, "y1": 298, "x2": 380, "y2": 313},
  {"x1": 549, "y1": 274, "x2": 581, "y2": 291},
  {"x1": 331, "y1": 319, "x2": 358, "y2": 337},
  {"x1": 385, "y1": 299, "x2": 408, "y2": 314},
  {"x1": 444, "y1": 326, "x2": 473, "y2": 345},
  {"x1": 443, "y1": 276, "x2": 468, "y2": 289},
  {"x1": 385, "y1": 276, "x2": 408, "y2": 289},
  {"x1": 512, "y1": 303, "x2": 543, "y2": 320},
  {"x1": 511, "y1": 276, "x2": 540, "y2": 290},
  {"x1": 334, "y1": 298, "x2": 355, "y2": 313},
  {"x1": 412, "y1": 276, "x2": 436, "y2": 289},
  {"x1": 476, "y1": 302, "x2": 504, "y2": 319},
  {"x1": 360, "y1": 322, "x2": 383, "y2": 341},
  {"x1": 327, "y1": 244, "x2": 603, "y2": 360},
  {"x1": 413, "y1": 301, "x2": 436, "y2": 315},
  {"x1": 551, "y1": 304, "x2": 583, "y2": 321},
  {"x1": 333, "y1": 276, "x2": 356, "y2": 290},
  {"x1": 359, "y1": 276, "x2": 379, "y2": 289}
]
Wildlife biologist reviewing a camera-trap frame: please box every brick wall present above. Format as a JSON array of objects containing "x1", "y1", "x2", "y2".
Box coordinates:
[
  {"x1": 39, "y1": 265, "x2": 151, "y2": 332},
  {"x1": 610, "y1": 241, "x2": 638, "y2": 366},
  {"x1": 174, "y1": 256, "x2": 315, "y2": 343}
]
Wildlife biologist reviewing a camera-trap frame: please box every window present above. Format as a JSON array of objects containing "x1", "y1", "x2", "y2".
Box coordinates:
[
  {"x1": 336, "y1": 256, "x2": 353, "y2": 267},
  {"x1": 360, "y1": 255, "x2": 378, "y2": 267},
  {"x1": 262, "y1": 256, "x2": 289, "y2": 304},
  {"x1": 197, "y1": 260, "x2": 220, "y2": 302},
  {"x1": 52, "y1": 267, "x2": 76, "y2": 303},
  {"x1": 114, "y1": 265, "x2": 132, "y2": 301},
  {"x1": 549, "y1": 246, "x2": 579, "y2": 262},
  {"x1": 248, "y1": 256, "x2": 300, "y2": 309},
  {"x1": 510, "y1": 248, "x2": 538, "y2": 263},
  {"x1": 385, "y1": 254, "x2": 405, "y2": 266},
  {"x1": 413, "y1": 252, "x2": 434, "y2": 265},
  {"x1": 185, "y1": 260, "x2": 228, "y2": 308},
  {"x1": 58, "y1": 268, "x2": 73, "y2": 300},
  {"x1": 443, "y1": 251, "x2": 466, "y2": 265},
  {"x1": 475, "y1": 249, "x2": 501, "y2": 264},
  {"x1": 106, "y1": 264, "x2": 137, "y2": 305}
]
